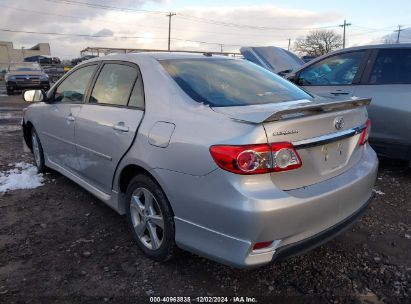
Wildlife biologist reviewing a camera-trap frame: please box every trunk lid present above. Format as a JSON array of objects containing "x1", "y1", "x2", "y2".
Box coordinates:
[
  {"x1": 240, "y1": 46, "x2": 304, "y2": 75},
  {"x1": 212, "y1": 97, "x2": 370, "y2": 190}
]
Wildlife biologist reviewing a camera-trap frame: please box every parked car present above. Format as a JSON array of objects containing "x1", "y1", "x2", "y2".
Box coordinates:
[
  {"x1": 24, "y1": 55, "x2": 52, "y2": 65},
  {"x1": 71, "y1": 55, "x2": 97, "y2": 66},
  {"x1": 240, "y1": 46, "x2": 304, "y2": 76},
  {"x1": 286, "y1": 44, "x2": 411, "y2": 165},
  {"x1": 5, "y1": 62, "x2": 50, "y2": 95},
  {"x1": 301, "y1": 55, "x2": 317, "y2": 63},
  {"x1": 21, "y1": 53, "x2": 377, "y2": 268}
]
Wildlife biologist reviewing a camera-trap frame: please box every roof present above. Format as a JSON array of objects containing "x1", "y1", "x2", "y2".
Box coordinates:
[
  {"x1": 332, "y1": 43, "x2": 411, "y2": 53},
  {"x1": 84, "y1": 51, "x2": 234, "y2": 64}
]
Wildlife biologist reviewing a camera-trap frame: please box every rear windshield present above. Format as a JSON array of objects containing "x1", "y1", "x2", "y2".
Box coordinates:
[{"x1": 160, "y1": 58, "x2": 311, "y2": 107}]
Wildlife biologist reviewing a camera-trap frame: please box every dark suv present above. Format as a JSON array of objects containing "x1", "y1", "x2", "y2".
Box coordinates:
[{"x1": 5, "y1": 62, "x2": 50, "y2": 95}]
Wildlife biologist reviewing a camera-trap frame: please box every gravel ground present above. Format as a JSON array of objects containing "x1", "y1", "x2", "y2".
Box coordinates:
[{"x1": 0, "y1": 95, "x2": 410, "y2": 303}]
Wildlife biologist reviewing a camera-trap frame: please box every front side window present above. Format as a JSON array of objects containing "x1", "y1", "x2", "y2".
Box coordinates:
[
  {"x1": 89, "y1": 63, "x2": 138, "y2": 106},
  {"x1": 160, "y1": 58, "x2": 311, "y2": 107},
  {"x1": 54, "y1": 65, "x2": 97, "y2": 103},
  {"x1": 369, "y1": 49, "x2": 411, "y2": 84},
  {"x1": 298, "y1": 51, "x2": 366, "y2": 86}
]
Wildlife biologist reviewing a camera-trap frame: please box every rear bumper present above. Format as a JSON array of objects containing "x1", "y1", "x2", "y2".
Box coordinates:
[
  {"x1": 154, "y1": 145, "x2": 378, "y2": 268},
  {"x1": 272, "y1": 193, "x2": 373, "y2": 262}
]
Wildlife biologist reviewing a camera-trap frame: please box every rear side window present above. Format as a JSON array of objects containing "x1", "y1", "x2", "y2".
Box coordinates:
[
  {"x1": 369, "y1": 49, "x2": 411, "y2": 84},
  {"x1": 128, "y1": 77, "x2": 145, "y2": 108},
  {"x1": 54, "y1": 65, "x2": 97, "y2": 103},
  {"x1": 90, "y1": 63, "x2": 138, "y2": 106},
  {"x1": 298, "y1": 51, "x2": 366, "y2": 86},
  {"x1": 160, "y1": 58, "x2": 311, "y2": 107}
]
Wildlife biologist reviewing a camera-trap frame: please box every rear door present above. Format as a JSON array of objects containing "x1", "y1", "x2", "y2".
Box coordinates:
[
  {"x1": 354, "y1": 48, "x2": 411, "y2": 157},
  {"x1": 74, "y1": 61, "x2": 145, "y2": 193},
  {"x1": 295, "y1": 50, "x2": 369, "y2": 98}
]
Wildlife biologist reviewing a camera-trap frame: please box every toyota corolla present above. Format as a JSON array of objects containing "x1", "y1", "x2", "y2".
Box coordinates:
[{"x1": 21, "y1": 52, "x2": 378, "y2": 268}]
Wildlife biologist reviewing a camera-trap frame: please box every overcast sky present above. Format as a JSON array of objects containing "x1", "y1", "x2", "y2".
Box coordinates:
[{"x1": 1, "y1": 0, "x2": 410, "y2": 59}]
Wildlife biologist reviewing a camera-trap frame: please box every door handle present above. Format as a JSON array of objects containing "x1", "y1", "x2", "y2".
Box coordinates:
[
  {"x1": 66, "y1": 114, "x2": 75, "y2": 122},
  {"x1": 330, "y1": 92, "x2": 349, "y2": 95},
  {"x1": 113, "y1": 122, "x2": 129, "y2": 132}
]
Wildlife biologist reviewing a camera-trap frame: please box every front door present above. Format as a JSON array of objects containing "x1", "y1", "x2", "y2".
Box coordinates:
[
  {"x1": 296, "y1": 50, "x2": 368, "y2": 99},
  {"x1": 40, "y1": 64, "x2": 98, "y2": 171},
  {"x1": 74, "y1": 62, "x2": 145, "y2": 193}
]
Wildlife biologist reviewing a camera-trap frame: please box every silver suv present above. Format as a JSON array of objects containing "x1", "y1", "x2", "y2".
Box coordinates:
[{"x1": 22, "y1": 53, "x2": 378, "y2": 268}]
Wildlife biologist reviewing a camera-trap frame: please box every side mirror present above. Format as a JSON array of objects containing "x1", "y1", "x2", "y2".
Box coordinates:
[
  {"x1": 23, "y1": 90, "x2": 45, "y2": 102},
  {"x1": 287, "y1": 73, "x2": 300, "y2": 85}
]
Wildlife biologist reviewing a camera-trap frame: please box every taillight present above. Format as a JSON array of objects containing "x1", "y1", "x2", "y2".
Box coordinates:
[
  {"x1": 359, "y1": 119, "x2": 371, "y2": 145},
  {"x1": 209, "y1": 142, "x2": 302, "y2": 175}
]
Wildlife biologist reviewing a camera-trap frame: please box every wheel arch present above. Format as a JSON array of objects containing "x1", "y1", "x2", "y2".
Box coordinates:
[
  {"x1": 117, "y1": 163, "x2": 174, "y2": 216},
  {"x1": 23, "y1": 120, "x2": 34, "y2": 150}
]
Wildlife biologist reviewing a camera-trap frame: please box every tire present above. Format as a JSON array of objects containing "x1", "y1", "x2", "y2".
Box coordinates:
[
  {"x1": 6, "y1": 89, "x2": 14, "y2": 96},
  {"x1": 31, "y1": 128, "x2": 46, "y2": 173},
  {"x1": 126, "y1": 174, "x2": 175, "y2": 262}
]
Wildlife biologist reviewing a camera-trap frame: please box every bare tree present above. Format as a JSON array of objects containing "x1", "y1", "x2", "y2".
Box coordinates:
[{"x1": 294, "y1": 30, "x2": 343, "y2": 56}]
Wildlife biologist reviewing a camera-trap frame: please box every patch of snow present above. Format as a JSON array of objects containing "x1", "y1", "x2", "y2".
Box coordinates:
[
  {"x1": 0, "y1": 162, "x2": 44, "y2": 193},
  {"x1": 405, "y1": 234, "x2": 411, "y2": 240},
  {"x1": 373, "y1": 189, "x2": 385, "y2": 195}
]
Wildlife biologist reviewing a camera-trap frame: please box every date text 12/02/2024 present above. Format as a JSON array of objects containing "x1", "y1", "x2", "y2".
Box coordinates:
[{"x1": 149, "y1": 297, "x2": 258, "y2": 303}]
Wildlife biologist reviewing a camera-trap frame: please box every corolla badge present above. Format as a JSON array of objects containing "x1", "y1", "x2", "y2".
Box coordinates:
[
  {"x1": 273, "y1": 130, "x2": 299, "y2": 136},
  {"x1": 334, "y1": 116, "x2": 344, "y2": 130}
]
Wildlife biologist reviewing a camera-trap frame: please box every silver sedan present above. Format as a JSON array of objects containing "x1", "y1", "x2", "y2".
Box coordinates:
[{"x1": 22, "y1": 52, "x2": 378, "y2": 268}]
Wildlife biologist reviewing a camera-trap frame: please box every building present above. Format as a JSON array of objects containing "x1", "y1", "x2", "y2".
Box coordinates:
[{"x1": 0, "y1": 41, "x2": 51, "y2": 64}]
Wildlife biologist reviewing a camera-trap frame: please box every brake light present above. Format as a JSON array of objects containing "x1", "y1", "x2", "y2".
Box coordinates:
[
  {"x1": 359, "y1": 119, "x2": 371, "y2": 145},
  {"x1": 253, "y1": 241, "x2": 273, "y2": 250},
  {"x1": 209, "y1": 142, "x2": 302, "y2": 175}
]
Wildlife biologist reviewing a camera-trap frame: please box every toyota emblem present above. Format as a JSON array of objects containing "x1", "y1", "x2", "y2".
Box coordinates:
[{"x1": 334, "y1": 117, "x2": 344, "y2": 130}]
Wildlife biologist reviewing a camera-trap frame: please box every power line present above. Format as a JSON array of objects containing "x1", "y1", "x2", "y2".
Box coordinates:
[
  {"x1": 46, "y1": 0, "x2": 339, "y2": 31},
  {"x1": 176, "y1": 14, "x2": 339, "y2": 31},
  {"x1": 45, "y1": 0, "x2": 165, "y2": 15},
  {"x1": 0, "y1": 28, "x2": 168, "y2": 40},
  {"x1": 0, "y1": 4, "x2": 167, "y2": 30},
  {"x1": 0, "y1": 28, "x2": 243, "y2": 47},
  {"x1": 0, "y1": 4, "x2": 332, "y2": 39}
]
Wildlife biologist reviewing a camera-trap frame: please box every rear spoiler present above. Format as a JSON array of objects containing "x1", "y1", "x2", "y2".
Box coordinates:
[
  {"x1": 266, "y1": 98, "x2": 371, "y2": 122},
  {"x1": 211, "y1": 98, "x2": 371, "y2": 124}
]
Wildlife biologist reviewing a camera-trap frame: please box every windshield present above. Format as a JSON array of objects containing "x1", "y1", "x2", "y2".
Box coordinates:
[
  {"x1": 9, "y1": 62, "x2": 42, "y2": 72},
  {"x1": 160, "y1": 58, "x2": 311, "y2": 107}
]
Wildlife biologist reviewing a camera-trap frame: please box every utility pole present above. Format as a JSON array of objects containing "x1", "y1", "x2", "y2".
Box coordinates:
[
  {"x1": 339, "y1": 20, "x2": 351, "y2": 48},
  {"x1": 166, "y1": 12, "x2": 176, "y2": 51},
  {"x1": 219, "y1": 44, "x2": 223, "y2": 53},
  {"x1": 287, "y1": 38, "x2": 291, "y2": 51},
  {"x1": 395, "y1": 25, "x2": 404, "y2": 43}
]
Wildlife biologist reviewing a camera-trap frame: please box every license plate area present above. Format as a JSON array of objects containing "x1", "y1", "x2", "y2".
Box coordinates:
[{"x1": 306, "y1": 138, "x2": 353, "y2": 175}]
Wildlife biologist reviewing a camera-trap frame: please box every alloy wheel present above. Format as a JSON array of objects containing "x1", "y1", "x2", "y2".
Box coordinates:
[{"x1": 130, "y1": 187, "x2": 164, "y2": 250}]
